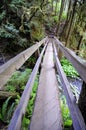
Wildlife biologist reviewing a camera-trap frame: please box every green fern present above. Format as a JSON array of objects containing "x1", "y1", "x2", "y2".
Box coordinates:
[
  {"x1": 7, "y1": 102, "x2": 15, "y2": 122},
  {"x1": 61, "y1": 95, "x2": 72, "y2": 128},
  {"x1": 0, "y1": 96, "x2": 16, "y2": 123},
  {"x1": 2, "y1": 96, "x2": 12, "y2": 120},
  {"x1": 0, "y1": 11, "x2": 6, "y2": 22}
]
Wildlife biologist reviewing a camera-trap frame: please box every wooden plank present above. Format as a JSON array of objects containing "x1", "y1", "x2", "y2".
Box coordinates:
[
  {"x1": 30, "y1": 42, "x2": 63, "y2": 130},
  {"x1": 54, "y1": 37, "x2": 86, "y2": 83},
  {"x1": 53, "y1": 43, "x2": 86, "y2": 130},
  {"x1": 0, "y1": 38, "x2": 47, "y2": 89},
  {"x1": 7, "y1": 44, "x2": 47, "y2": 130}
]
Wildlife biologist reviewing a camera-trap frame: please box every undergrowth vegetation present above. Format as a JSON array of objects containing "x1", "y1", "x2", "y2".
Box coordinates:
[
  {"x1": 60, "y1": 95, "x2": 72, "y2": 129},
  {"x1": 0, "y1": 68, "x2": 38, "y2": 129},
  {"x1": 0, "y1": 96, "x2": 15, "y2": 124},
  {"x1": 60, "y1": 57, "x2": 80, "y2": 129},
  {"x1": 60, "y1": 57, "x2": 79, "y2": 78}
]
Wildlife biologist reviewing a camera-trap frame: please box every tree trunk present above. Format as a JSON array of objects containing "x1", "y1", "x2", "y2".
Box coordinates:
[
  {"x1": 55, "y1": 0, "x2": 64, "y2": 36},
  {"x1": 65, "y1": 0, "x2": 77, "y2": 46},
  {"x1": 60, "y1": 0, "x2": 71, "y2": 39},
  {"x1": 55, "y1": 0, "x2": 58, "y2": 15},
  {"x1": 51, "y1": 0, "x2": 54, "y2": 12},
  {"x1": 77, "y1": 36, "x2": 83, "y2": 51}
]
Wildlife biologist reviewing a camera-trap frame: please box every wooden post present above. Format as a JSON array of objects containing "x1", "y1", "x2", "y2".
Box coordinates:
[{"x1": 78, "y1": 81, "x2": 86, "y2": 124}]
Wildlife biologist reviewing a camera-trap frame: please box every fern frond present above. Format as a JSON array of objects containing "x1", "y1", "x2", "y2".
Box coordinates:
[
  {"x1": 2, "y1": 96, "x2": 12, "y2": 120},
  {"x1": 7, "y1": 102, "x2": 15, "y2": 122}
]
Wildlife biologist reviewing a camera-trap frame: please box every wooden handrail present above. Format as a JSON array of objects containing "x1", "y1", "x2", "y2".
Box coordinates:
[
  {"x1": 53, "y1": 43, "x2": 86, "y2": 130},
  {"x1": 7, "y1": 43, "x2": 47, "y2": 130},
  {"x1": 0, "y1": 37, "x2": 47, "y2": 89},
  {"x1": 54, "y1": 37, "x2": 86, "y2": 83}
]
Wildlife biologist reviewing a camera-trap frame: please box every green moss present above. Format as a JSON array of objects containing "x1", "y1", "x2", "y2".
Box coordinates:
[{"x1": 30, "y1": 19, "x2": 45, "y2": 40}]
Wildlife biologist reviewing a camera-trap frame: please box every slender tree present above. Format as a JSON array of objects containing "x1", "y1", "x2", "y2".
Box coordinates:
[
  {"x1": 55, "y1": 0, "x2": 58, "y2": 15},
  {"x1": 65, "y1": 0, "x2": 77, "y2": 46},
  {"x1": 51, "y1": 0, "x2": 54, "y2": 12},
  {"x1": 60, "y1": 0, "x2": 71, "y2": 39},
  {"x1": 55, "y1": 0, "x2": 65, "y2": 36}
]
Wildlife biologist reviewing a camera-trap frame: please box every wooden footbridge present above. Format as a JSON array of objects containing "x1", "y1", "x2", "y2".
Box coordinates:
[{"x1": 0, "y1": 37, "x2": 86, "y2": 130}]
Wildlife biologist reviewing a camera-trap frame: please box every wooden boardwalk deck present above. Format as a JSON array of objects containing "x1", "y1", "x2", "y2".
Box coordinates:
[{"x1": 30, "y1": 42, "x2": 63, "y2": 130}]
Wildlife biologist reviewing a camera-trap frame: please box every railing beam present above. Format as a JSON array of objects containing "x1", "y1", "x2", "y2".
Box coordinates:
[
  {"x1": 0, "y1": 38, "x2": 47, "y2": 89},
  {"x1": 7, "y1": 43, "x2": 47, "y2": 130},
  {"x1": 54, "y1": 37, "x2": 86, "y2": 83},
  {"x1": 53, "y1": 43, "x2": 86, "y2": 130}
]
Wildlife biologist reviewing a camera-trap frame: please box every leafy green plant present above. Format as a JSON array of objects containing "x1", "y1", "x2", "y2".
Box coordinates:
[
  {"x1": 15, "y1": 94, "x2": 21, "y2": 105},
  {"x1": 11, "y1": 0, "x2": 26, "y2": 7},
  {"x1": 3, "y1": 68, "x2": 38, "y2": 128},
  {"x1": 6, "y1": 85, "x2": 16, "y2": 92},
  {"x1": 0, "y1": 27, "x2": 15, "y2": 39},
  {"x1": 0, "y1": 11, "x2": 6, "y2": 22},
  {"x1": 5, "y1": 24, "x2": 19, "y2": 34},
  {"x1": 5, "y1": 69, "x2": 32, "y2": 92},
  {"x1": 0, "y1": 96, "x2": 15, "y2": 123},
  {"x1": 60, "y1": 95, "x2": 72, "y2": 128},
  {"x1": 60, "y1": 57, "x2": 79, "y2": 78}
]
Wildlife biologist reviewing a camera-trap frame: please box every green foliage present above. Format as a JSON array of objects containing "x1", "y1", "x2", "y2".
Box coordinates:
[
  {"x1": 22, "y1": 116, "x2": 30, "y2": 130},
  {"x1": 53, "y1": 16, "x2": 58, "y2": 23},
  {"x1": 15, "y1": 94, "x2": 21, "y2": 105},
  {"x1": 60, "y1": 57, "x2": 79, "y2": 78},
  {"x1": 61, "y1": 95, "x2": 72, "y2": 128},
  {"x1": 11, "y1": 0, "x2": 27, "y2": 7},
  {"x1": 5, "y1": 23, "x2": 19, "y2": 34},
  {"x1": 5, "y1": 69, "x2": 32, "y2": 91},
  {"x1": 18, "y1": 38, "x2": 28, "y2": 48},
  {"x1": 0, "y1": 27, "x2": 15, "y2": 39},
  {"x1": 6, "y1": 85, "x2": 16, "y2": 92},
  {"x1": 3, "y1": 68, "x2": 38, "y2": 128},
  {"x1": 0, "y1": 96, "x2": 15, "y2": 123},
  {"x1": 30, "y1": 19, "x2": 45, "y2": 40},
  {"x1": 0, "y1": 11, "x2": 6, "y2": 22},
  {"x1": 61, "y1": 12, "x2": 67, "y2": 21}
]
